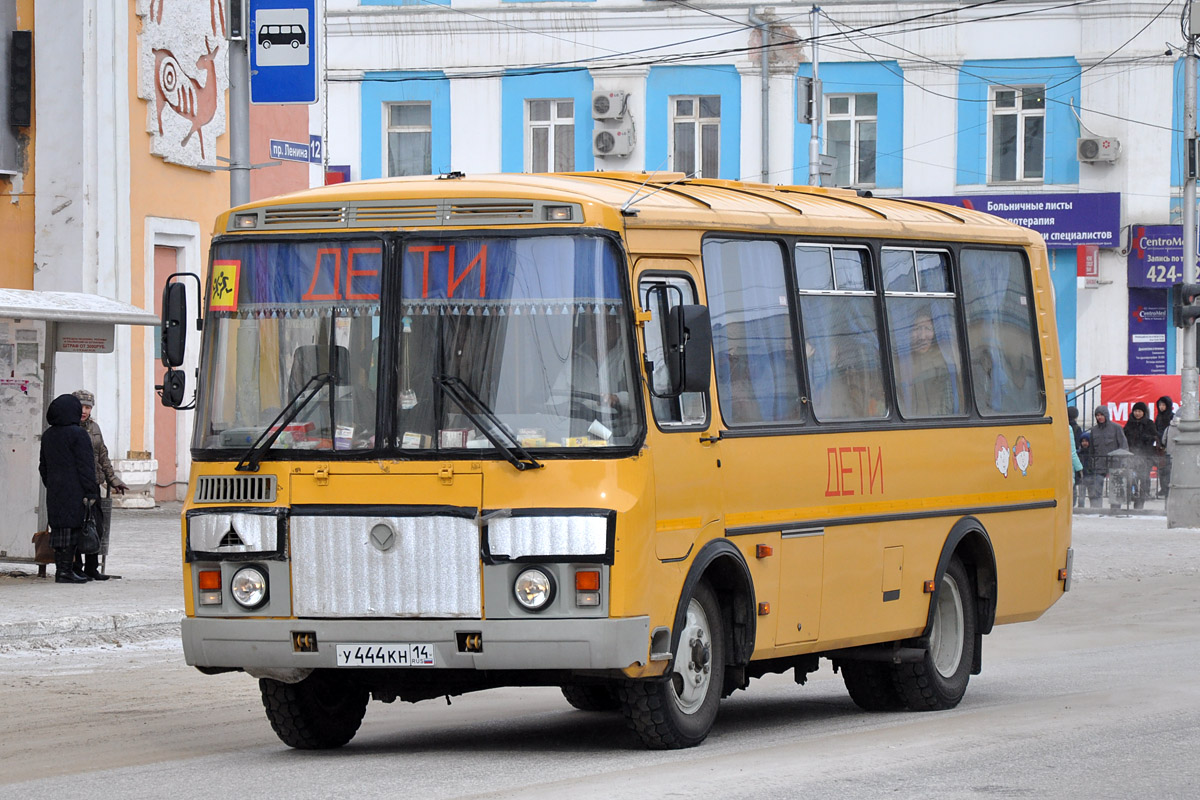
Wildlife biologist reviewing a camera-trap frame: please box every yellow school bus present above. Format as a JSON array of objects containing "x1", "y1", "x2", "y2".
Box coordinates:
[{"x1": 161, "y1": 172, "x2": 1072, "y2": 750}]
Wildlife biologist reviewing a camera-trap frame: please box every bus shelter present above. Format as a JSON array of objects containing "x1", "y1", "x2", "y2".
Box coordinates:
[{"x1": 0, "y1": 288, "x2": 159, "y2": 570}]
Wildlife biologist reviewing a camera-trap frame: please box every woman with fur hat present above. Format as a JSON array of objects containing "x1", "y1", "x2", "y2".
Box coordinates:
[{"x1": 38, "y1": 394, "x2": 100, "y2": 583}]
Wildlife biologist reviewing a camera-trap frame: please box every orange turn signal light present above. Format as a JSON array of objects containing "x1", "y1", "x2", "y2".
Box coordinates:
[
  {"x1": 198, "y1": 570, "x2": 222, "y2": 591},
  {"x1": 757, "y1": 602, "x2": 771, "y2": 616},
  {"x1": 923, "y1": 580, "x2": 936, "y2": 593},
  {"x1": 755, "y1": 544, "x2": 773, "y2": 559},
  {"x1": 1058, "y1": 568, "x2": 1068, "y2": 581},
  {"x1": 575, "y1": 570, "x2": 600, "y2": 591}
]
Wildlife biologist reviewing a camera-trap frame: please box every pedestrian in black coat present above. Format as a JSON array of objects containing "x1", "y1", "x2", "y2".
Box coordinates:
[
  {"x1": 38, "y1": 394, "x2": 100, "y2": 584},
  {"x1": 1123, "y1": 401, "x2": 1157, "y2": 509}
]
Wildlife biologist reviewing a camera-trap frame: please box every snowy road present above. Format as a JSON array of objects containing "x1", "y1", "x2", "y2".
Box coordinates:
[{"x1": 1, "y1": 515, "x2": 1197, "y2": 799}]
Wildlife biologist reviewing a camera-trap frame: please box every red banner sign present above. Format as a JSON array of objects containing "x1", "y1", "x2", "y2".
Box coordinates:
[{"x1": 1097, "y1": 374, "x2": 1179, "y2": 424}]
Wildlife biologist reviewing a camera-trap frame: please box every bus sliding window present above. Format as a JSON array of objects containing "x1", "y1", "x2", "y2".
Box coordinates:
[{"x1": 795, "y1": 244, "x2": 889, "y2": 422}]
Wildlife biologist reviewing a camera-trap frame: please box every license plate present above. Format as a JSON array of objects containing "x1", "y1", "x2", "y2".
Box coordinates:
[{"x1": 335, "y1": 643, "x2": 435, "y2": 667}]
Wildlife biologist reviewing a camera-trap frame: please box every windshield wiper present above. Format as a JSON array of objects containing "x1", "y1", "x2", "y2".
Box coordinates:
[
  {"x1": 433, "y1": 374, "x2": 543, "y2": 471},
  {"x1": 234, "y1": 373, "x2": 333, "y2": 472}
]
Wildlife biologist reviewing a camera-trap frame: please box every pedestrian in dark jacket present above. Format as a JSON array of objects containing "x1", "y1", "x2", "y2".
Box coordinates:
[
  {"x1": 1067, "y1": 406, "x2": 1083, "y2": 496},
  {"x1": 1123, "y1": 401, "x2": 1157, "y2": 509},
  {"x1": 71, "y1": 389, "x2": 126, "y2": 580},
  {"x1": 1076, "y1": 432, "x2": 1093, "y2": 508},
  {"x1": 1155, "y1": 395, "x2": 1175, "y2": 498},
  {"x1": 38, "y1": 394, "x2": 100, "y2": 583},
  {"x1": 1088, "y1": 406, "x2": 1128, "y2": 508}
]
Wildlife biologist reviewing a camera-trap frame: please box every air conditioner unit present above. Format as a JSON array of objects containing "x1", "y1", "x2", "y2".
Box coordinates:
[
  {"x1": 1077, "y1": 136, "x2": 1121, "y2": 163},
  {"x1": 592, "y1": 90, "x2": 628, "y2": 120},
  {"x1": 593, "y1": 121, "x2": 635, "y2": 157}
]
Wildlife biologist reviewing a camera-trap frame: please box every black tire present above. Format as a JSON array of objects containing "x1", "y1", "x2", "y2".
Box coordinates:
[
  {"x1": 259, "y1": 671, "x2": 369, "y2": 749},
  {"x1": 893, "y1": 557, "x2": 977, "y2": 711},
  {"x1": 560, "y1": 683, "x2": 621, "y2": 712},
  {"x1": 840, "y1": 660, "x2": 906, "y2": 712},
  {"x1": 618, "y1": 582, "x2": 725, "y2": 749},
  {"x1": 262, "y1": 39, "x2": 271, "y2": 49}
]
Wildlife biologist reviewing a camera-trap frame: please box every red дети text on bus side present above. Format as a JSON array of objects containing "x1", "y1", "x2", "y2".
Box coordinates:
[
  {"x1": 408, "y1": 244, "x2": 488, "y2": 298},
  {"x1": 301, "y1": 247, "x2": 382, "y2": 301},
  {"x1": 825, "y1": 445, "x2": 884, "y2": 497}
]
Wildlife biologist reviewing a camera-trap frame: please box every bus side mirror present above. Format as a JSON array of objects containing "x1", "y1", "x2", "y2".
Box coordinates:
[
  {"x1": 159, "y1": 369, "x2": 186, "y2": 407},
  {"x1": 667, "y1": 304, "x2": 712, "y2": 395},
  {"x1": 161, "y1": 280, "x2": 188, "y2": 368}
]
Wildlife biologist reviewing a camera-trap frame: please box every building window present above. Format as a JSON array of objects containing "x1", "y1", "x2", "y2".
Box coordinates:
[
  {"x1": 826, "y1": 94, "x2": 877, "y2": 187},
  {"x1": 670, "y1": 95, "x2": 720, "y2": 177},
  {"x1": 989, "y1": 86, "x2": 1044, "y2": 183},
  {"x1": 386, "y1": 102, "x2": 432, "y2": 177},
  {"x1": 526, "y1": 99, "x2": 575, "y2": 173}
]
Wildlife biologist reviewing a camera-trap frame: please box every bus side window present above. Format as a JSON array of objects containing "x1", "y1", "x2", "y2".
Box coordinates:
[
  {"x1": 639, "y1": 275, "x2": 706, "y2": 427},
  {"x1": 960, "y1": 248, "x2": 1045, "y2": 416},
  {"x1": 796, "y1": 244, "x2": 889, "y2": 422},
  {"x1": 883, "y1": 248, "x2": 966, "y2": 419},
  {"x1": 702, "y1": 238, "x2": 802, "y2": 426}
]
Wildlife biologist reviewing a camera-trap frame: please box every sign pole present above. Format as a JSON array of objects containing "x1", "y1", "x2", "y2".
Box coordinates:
[
  {"x1": 229, "y1": 10, "x2": 251, "y2": 208},
  {"x1": 1169, "y1": 17, "x2": 1200, "y2": 528}
]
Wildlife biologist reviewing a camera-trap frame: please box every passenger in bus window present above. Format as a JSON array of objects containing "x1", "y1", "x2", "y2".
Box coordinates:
[{"x1": 899, "y1": 307, "x2": 953, "y2": 417}]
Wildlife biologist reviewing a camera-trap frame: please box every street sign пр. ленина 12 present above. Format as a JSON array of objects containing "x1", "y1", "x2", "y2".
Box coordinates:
[
  {"x1": 250, "y1": 0, "x2": 318, "y2": 104},
  {"x1": 269, "y1": 137, "x2": 321, "y2": 164}
]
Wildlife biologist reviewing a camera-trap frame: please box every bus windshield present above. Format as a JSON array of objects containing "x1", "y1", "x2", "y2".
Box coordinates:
[{"x1": 193, "y1": 233, "x2": 640, "y2": 455}]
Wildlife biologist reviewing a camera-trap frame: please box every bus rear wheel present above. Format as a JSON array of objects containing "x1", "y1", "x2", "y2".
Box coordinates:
[
  {"x1": 260, "y1": 671, "x2": 369, "y2": 749},
  {"x1": 893, "y1": 556, "x2": 977, "y2": 711},
  {"x1": 561, "y1": 683, "x2": 621, "y2": 712},
  {"x1": 618, "y1": 582, "x2": 725, "y2": 749},
  {"x1": 840, "y1": 660, "x2": 906, "y2": 711}
]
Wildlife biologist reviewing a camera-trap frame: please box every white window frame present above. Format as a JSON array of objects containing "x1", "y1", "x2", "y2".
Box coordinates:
[
  {"x1": 385, "y1": 101, "x2": 432, "y2": 177},
  {"x1": 825, "y1": 93, "x2": 877, "y2": 187},
  {"x1": 524, "y1": 98, "x2": 575, "y2": 173},
  {"x1": 669, "y1": 95, "x2": 721, "y2": 178},
  {"x1": 988, "y1": 84, "x2": 1045, "y2": 184}
]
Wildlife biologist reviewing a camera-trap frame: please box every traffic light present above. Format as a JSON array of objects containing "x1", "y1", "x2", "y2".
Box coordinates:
[
  {"x1": 1171, "y1": 282, "x2": 1200, "y2": 327},
  {"x1": 8, "y1": 30, "x2": 31, "y2": 128}
]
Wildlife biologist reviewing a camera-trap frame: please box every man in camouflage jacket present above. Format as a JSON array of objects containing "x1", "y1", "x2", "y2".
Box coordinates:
[{"x1": 71, "y1": 390, "x2": 128, "y2": 580}]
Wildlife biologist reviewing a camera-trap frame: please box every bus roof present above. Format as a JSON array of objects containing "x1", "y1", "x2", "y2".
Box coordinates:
[{"x1": 215, "y1": 172, "x2": 1041, "y2": 247}]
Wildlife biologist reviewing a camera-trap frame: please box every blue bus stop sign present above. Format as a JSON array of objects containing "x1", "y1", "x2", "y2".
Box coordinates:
[{"x1": 249, "y1": 0, "x2": 318, "y2": 104}]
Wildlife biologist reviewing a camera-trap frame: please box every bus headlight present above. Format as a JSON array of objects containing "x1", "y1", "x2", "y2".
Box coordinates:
[
  {"x1": 513, "y1": 568, "x2": 555, "y2": 612},
  {"x1": 231, "y1": 566, "x2": 269, "y2": 609}
]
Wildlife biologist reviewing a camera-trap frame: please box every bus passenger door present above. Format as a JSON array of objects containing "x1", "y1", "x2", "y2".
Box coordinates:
[{"x1": 636, "y1": 264, "x2": 723, "y2": 562}]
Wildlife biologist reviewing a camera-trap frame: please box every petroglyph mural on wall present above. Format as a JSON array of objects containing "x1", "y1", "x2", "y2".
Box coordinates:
[{"x1": 136, "y1": 0, "x2": 229, "y2": 168}]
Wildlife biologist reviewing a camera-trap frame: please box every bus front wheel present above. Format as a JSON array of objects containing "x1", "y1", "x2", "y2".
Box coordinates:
[
  {"x1": 893, "y1": 556, "x2": 977, "y2": 710},
  {"x1": 618, "y1": 582, "x2": 725, "y2": 749},
  {"x1": 259, "y1": 671, "x2": 369, "y2": 749}
]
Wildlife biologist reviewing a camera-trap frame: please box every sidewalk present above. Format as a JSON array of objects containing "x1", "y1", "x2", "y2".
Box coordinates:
[
  {"x1": 0, "y1": 503, "x2": 185, "y2": 650},
  {"x1": 0, "y1": 502, "x2": 1196, "y2": 653}
]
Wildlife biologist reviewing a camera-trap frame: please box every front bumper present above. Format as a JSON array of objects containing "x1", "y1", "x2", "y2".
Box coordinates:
[{"x1": 181, "y1": 615, "x2": 651, "y2": 671}]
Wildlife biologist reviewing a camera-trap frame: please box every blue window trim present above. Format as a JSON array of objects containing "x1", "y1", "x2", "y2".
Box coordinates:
[
  {"x1": 500, "y1": 70, "x2": 595, "y2": 173},
  {"x1": 794, "y1": 61, "x2": 903, "y2": 188},
  {"x1": 361, "y1": 71, "x2": 452, "y2": 180},
  {"x1": 645, "y1": 65, "x2": 741, "y2": 180},
  {"x1": 956, "y1": 57, "x2": 1080, "y2": 188}
]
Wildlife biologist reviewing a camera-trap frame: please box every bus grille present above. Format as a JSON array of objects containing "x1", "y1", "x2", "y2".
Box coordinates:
[
  {"x1": 193, "y1": 475, "x2": 278, "y2": 504},
  {"x1": 262, "y1": 205, "x2": 348, "y2": 228},
  {"x1": 349, "y1": 203, "x2": 440, "y2": 226},
  {"x1": 290, "y1": 515, "x2": 481, "y2": 618}
]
